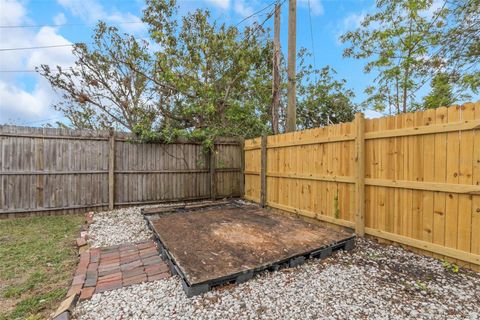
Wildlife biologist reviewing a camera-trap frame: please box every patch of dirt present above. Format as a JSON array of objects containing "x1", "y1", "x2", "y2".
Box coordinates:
[
  {"x1": 212, "y1": 223, "x2": 275, "y2": 246},
  {"x1": 0, "y1": 296, "x2": 18, "y2": 315}
]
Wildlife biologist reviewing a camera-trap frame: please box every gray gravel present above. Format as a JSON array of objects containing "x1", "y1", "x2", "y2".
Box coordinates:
[
  {"x1": 87, "y1": 206, "x2": 153, "y2": 247},
  {"x1": 74, "y1": 238, "x2": 480, "y2": 320},
  {"x1": 87, "y1": 201, "x2": 221, "y2": 247}
]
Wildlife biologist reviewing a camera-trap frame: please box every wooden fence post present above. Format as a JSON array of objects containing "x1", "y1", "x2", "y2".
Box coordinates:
[
  {"x1": 108, "y1": 128, "x2": 115, "y2": 210},
  {"x1": 260, "y1": 134, "x2": 267, "y2": 207},
  {"x1": 355, "y1": 113, "x2": 365, "y2": 236},
  {"x1": 209, "y1": 142, "x2": 216, "y2": 200},
  {"x1": 239, "y1": 137, "x2": 245, "y2": 197}
]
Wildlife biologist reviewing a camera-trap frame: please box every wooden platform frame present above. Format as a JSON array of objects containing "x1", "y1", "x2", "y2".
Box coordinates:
[{"x1": 142, "y1": 201, "x2": 355, "y2": 297}]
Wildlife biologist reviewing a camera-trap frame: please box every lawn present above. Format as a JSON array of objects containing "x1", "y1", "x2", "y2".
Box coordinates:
[{"x1": 0, "y1": 214, "x2": 84, "y2": 320}]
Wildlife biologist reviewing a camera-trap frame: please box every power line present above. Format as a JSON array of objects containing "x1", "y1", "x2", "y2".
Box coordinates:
[
  {"x1": 0, "y1": 2, "x2": 281, "y2": 52},
  {"x1": 0, "y1": 3, "x2": 281, "y2": 66},
  {"x1": 235, "y1": 0, "x2": 278, "y2": 27},
  {"x1": 0, "y1": 70, "x2": 37, "y2": 73},
  {"x1": 242, "y1": 0, "x2": 286, "y2": 42},
  {"x1": 0, "y1": 69, "x2": 77, "y2": 73},
  {"x1": 0, "y1": 43, "x2": 80, "y2": 51}
]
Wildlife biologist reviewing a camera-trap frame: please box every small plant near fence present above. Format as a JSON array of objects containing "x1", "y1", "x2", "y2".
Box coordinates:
[{"x1": 441, "y1": 260, "x2": 459, "y2": 273}]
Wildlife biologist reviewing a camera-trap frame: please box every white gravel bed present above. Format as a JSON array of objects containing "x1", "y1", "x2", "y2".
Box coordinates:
[
  {"x1": 87, "y1": 201, "x2": 223, "y2": 248},
  {"x1": 74, "y1": 238, "x2": 480, "y2": 320},
  {"x1": 87, "y1": 206, "x2": 152, "y2": 247}
]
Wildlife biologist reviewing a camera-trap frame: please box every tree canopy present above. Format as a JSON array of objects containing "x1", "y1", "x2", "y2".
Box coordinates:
[
  {"x1": 34, "y1": 0, "x2": 480, "y2": 140},
  {"x1": 341, "y1": 0, "x2": 479, "y2": 113},
  {"x1": 40, "y1": 0, "x2": 357, "y2": 144},
  {"x1": 139, "y1": 0, "x2": 274, "y2": 144},
  {"x1": 40, "y1": 23, "x2": 156, "y2": 131},
  {"x1": 297, "y1": 63, "x2": 357, "y2": 129},
  {"x1": 423, "y1": 73, "x2": 454, "y2": 109}
]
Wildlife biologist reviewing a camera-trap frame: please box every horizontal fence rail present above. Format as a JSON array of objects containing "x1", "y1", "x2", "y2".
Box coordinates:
[
  {"x1": 244, "y1": 102, "x2": 480, "y2": 270},
  {"x1": 0, "y1": 125, "x2": 243, "y2": 218}
]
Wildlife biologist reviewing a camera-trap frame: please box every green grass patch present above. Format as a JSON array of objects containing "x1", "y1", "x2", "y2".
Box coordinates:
[{"x1": 0, "y1": 215, "x2": 84, "y2": 320}]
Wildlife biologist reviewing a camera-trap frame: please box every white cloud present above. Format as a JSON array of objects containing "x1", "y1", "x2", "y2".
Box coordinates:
[
  {"x1": 364, "y1": 109, "x2": 384, "y2": 119},
  {"x1": 342, "y1": 12, "x2": 365, "y2": 31},
  {"x1": 57, "y1": 0, "x2": 147, "y2": 34},
  {"x1": 0, "y1": 0, "x2": 74, "y2": 125},
  {"x1": 232, "y1": 0, "x2": 254, "y2": 17},
  {"x1": 335, "y1": 10, "x2": 370, "y2": 44},
  {"x1": 0, "y1": 0, "x2": 149, "y2": 126},
  {"x1": 204, "y1": 0, "x2": 231, "y2": 10},
  {"x1": 56, "y1": 0, "x2": 103, "y2": 23},
  {"x1": 28, "y1": 27, "x2": 73, "y2": 68},
  {"x1": 53, "y1": 12, "x2": 67, "y2": 25},
  {"x1": 0, "y1": 0, "x2": 34, "y2": 70},
  {"x1": 299, "y1": 0, "x2": 324, "y2": 16},
  {"x1": 0, "y1": 78, "x2": 64, "y2": 124},
  {"x1": 0, "y1": 0, "x2": 28, "y2": 26},
  {"x1": 107, "y1": 11, "x2": 147, "y2": 34}
]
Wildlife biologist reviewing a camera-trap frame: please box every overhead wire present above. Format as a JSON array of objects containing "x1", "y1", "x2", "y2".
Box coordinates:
[
  {"x1": 241, "y1": 0, "x2": 286, "y2": 42},
  {"x1": 0, "y1": 67, "x2": 80, "y2": 73},
  {"x1": 0, "y1": 1, "x2": 282, "y2": 51},
  {"x1": 235, "y1": 0, "x2": 279, "y2": 27},
  {"x1": 0, "y1": 2, "x2": 282, "y2": 73},
  {"x1": 0, "y1": 43, "x2": 79, "y2": 51},
  {"x1": 0, "y1": 70, "x2": 38, "y2": 73}
]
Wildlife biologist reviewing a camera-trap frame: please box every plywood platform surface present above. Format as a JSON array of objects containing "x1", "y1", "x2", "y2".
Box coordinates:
[{"x1": 148, "y1": 204, "x2": 353, "y2": 286}]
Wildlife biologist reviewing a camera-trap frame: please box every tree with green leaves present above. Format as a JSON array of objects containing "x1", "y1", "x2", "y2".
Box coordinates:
[
  {"x1": 341, "y1": 0, "x2": 479, "y2": 113},
  {"x1": 136, "y1": 0, "x2": 273, "y2": 144},
  {"x1": 423, "y1": 73, "x2": 454, "y2": 109},
  {"x1": 295, "y1": 58, "x2": 357, "y2": 129},
  {"x1": 435, "y1": 0, "x2": 479, "y2": 98},
  {"x1": 39, "y1": 22, "x2": 156, "y2": 131},
  {"x1": 40, "y1": 0, "x2": 358, "y2": 144},
  {"x1": 341, "y1": 0, "x2": 449, "y2": 114},
  {"x1": 262, "y1": 48, "x2": 358, "y2": 132}
]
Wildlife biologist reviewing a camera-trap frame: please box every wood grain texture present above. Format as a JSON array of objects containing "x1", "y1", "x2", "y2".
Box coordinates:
[
  {"x1": 260, "y1": 135, "x2": 267, "y2": 207},
  {"x1": 244, "y1": 103, "x2": 480, "y2": 268},
  {"x1": 0, "y1": 125, "x2": 242, "y2": 217},
  {"x1": 355, "y1": 113, "x2": 365, "y2": 236}
]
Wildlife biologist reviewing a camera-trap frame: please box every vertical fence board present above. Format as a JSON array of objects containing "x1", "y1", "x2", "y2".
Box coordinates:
[
  {"x1": 422, "y1": 109, "x2": 436, "y2": 244},
  {"x1": 458, "y1": 104, "x2": 474, "y2": 257},
  {"x1": 445, "y1": 107, "x2": 460, "y2": 250},
  {"x1": 108, "y1": 129, "x2": 115, "y2": 210},
  {"x1": 433, "y1": 107, "x2": 448, "y2": 247},
  {"x1": 260, "y1": 135, "x2": 267, "y2": 207},
  {"x1": 0, "y1": 125, "x2": 241, "y2": 217},
  {"x1": 355, "y1": 113, "x2": 365, "y2": 236},
  {"x1": 472, "y1": 104, "x2": 480, "y2": 271}
]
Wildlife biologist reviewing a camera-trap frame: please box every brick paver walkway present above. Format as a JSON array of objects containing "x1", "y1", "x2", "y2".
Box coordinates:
[{"x1": 68, "y1": 240, "x2": 170, "y2": 301}]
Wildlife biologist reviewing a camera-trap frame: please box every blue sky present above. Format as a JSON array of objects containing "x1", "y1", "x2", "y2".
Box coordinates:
[{"x1": 0, "y1": 0, "x2": 390, "y2": 126}]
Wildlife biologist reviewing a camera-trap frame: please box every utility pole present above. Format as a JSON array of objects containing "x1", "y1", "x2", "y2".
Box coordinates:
[
  {"x1": 271, "y1": 3, "x2": 281, "y2": 135},
  {"x1": 286, "y1": 0, "x2": 297, "y2": 132}
]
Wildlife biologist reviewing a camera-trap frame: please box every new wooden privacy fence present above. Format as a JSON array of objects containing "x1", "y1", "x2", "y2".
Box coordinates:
[
  {"x1": 0, "y1": 125, "x2": 243, "y2": 218},
  {"x1": 244, "y1": 103, "x2": 480, "y2": 269}
]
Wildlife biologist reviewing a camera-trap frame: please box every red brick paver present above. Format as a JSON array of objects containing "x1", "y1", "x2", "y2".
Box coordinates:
[
  {"x1": 79, "y1": 287, "x2": 95, "y2": 301},
  {"x1": 67, "y1": 240, "x2": 170, "y2": 301},
  {"x1": 76, "y1": 237, "x2": 87, "y2": 247}
]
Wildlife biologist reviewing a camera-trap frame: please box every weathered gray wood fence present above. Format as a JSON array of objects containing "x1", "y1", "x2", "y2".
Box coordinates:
[{"x1": 0, "y1": 125, "x2": 243, "y2": 218}]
